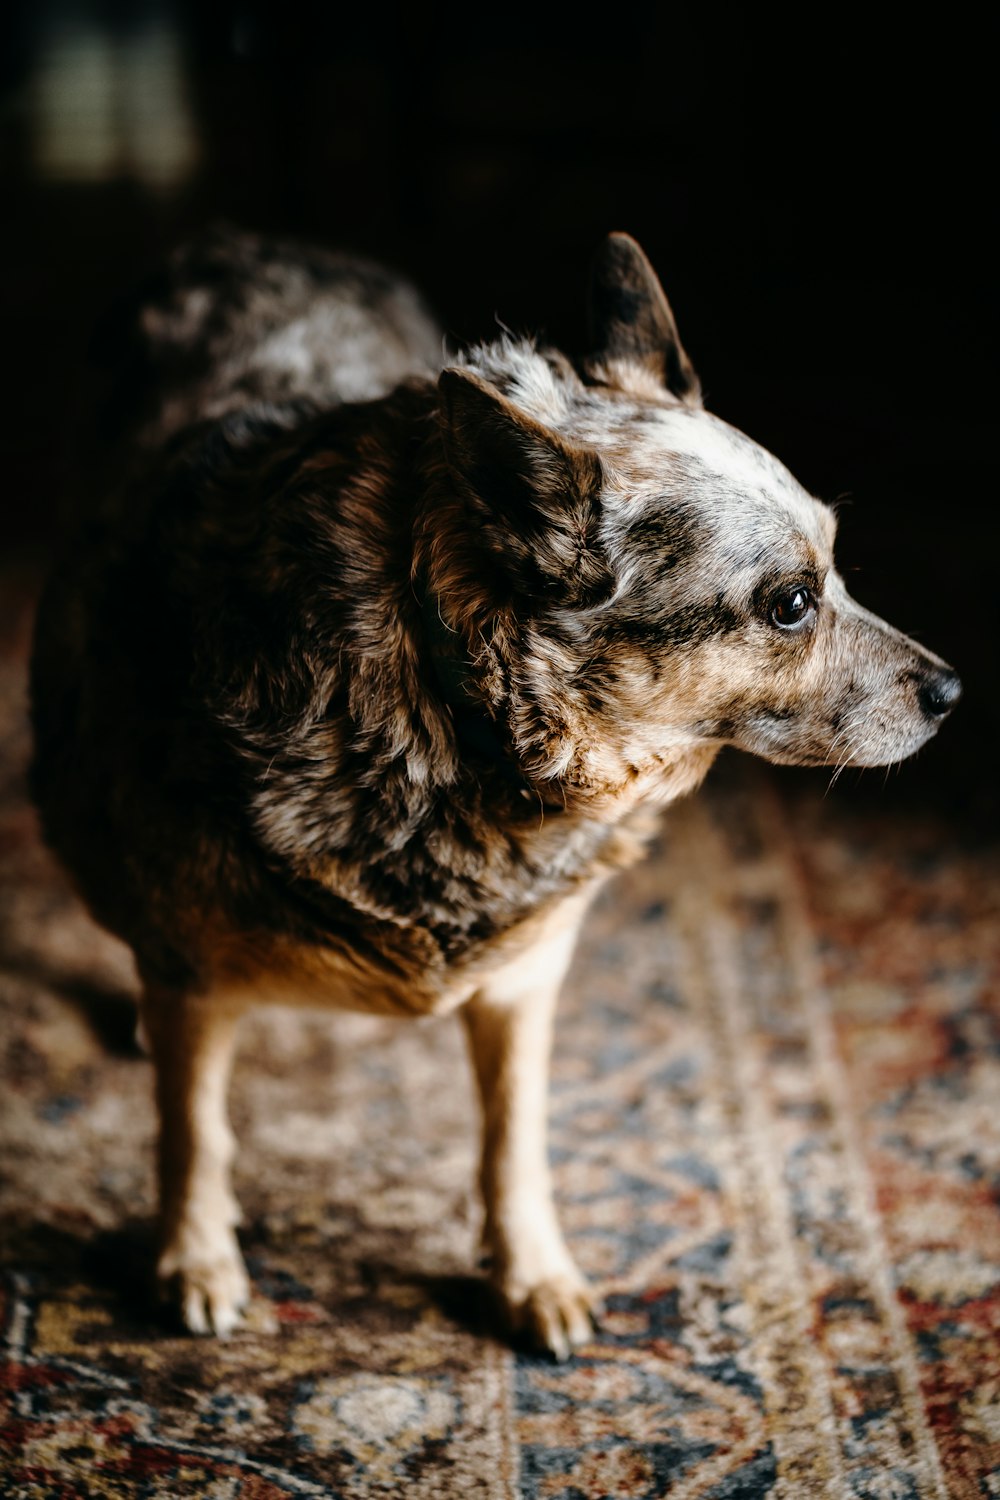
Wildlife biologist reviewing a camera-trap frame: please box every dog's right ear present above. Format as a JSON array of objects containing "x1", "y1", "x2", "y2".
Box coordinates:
[
  {"x1": 587, "y1": 232, "x2": 700, "y2": 405},
  {"x1": 437, "y1": 368, "x2": 612, "y2": 604}
]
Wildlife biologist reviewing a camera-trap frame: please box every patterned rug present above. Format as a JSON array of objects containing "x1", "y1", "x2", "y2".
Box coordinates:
[{"x1": 1, "y1": 573, "x2": 998, "y2": 1499}]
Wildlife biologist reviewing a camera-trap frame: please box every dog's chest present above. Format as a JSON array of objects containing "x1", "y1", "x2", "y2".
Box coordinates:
[{"x1": 304, "y1": 792, "x2": 652, "y2": 958}]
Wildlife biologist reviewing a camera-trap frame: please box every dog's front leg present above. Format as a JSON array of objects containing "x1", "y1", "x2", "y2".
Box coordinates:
[
  {"x1": 143, "y1": 988, "x2": 249, "y2": 1336},
  {"x1": 462, "y1": 962, "x2": 597, "y2": 1360}
]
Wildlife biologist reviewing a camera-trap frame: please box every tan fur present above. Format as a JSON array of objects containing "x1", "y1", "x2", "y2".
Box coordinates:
[{"x1": 142, "y1": 991, "x2": 248, "y2": 1336}]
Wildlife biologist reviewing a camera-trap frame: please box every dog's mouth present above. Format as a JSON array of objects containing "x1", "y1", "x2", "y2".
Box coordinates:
[{"x1": 731, "y1": 677, "x2": 961, "y2": 771}]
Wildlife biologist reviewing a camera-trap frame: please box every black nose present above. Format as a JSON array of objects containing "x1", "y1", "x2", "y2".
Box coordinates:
[{"x1": 918, "y1": 668, "x2": 963, "y2": 719}]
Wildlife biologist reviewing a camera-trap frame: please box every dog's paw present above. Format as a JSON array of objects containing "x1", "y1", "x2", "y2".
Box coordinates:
[
  {"x1": 157, "y1": 1231, "x2": 250, "y2": 1338},
  {"x1": 501, "y1": 1273, "x2": 601, "y2": 1362}
]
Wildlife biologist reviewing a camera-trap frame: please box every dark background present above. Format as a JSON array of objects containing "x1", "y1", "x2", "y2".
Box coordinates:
[{"x1": 1, "y1": 3, "x2": 995, "y2": 827}]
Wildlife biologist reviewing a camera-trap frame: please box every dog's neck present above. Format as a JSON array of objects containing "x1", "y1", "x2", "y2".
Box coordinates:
[{"x1": 417, "y1": 580, "x2": 536, "y2": 794}]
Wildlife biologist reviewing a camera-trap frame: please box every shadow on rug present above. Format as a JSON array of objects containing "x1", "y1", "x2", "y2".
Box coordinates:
[{"x1": 1, "y1": 584, "x2": 998, "y2": 1499}]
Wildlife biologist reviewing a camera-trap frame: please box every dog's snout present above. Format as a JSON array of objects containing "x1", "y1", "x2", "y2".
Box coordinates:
[{"x1": 918, "y1": 667, "x2": 963, "y2": 720}]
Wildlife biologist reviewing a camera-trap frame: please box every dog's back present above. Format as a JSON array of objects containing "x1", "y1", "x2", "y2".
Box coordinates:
[
  {"x1": 94, "y1": 226, "x2": 443, "y2": 444},
  {"x1": 30, "y1": 231, "x2": 441, "y2": 984}
]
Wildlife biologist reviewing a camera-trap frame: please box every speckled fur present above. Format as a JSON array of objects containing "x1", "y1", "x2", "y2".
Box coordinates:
[{"x1": 29, "y1": 228, "x2": 959, "y2": 1355}]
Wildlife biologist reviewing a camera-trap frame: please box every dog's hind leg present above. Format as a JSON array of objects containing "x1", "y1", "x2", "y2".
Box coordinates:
[
  {"x1": 142, "y1": 986, "x2": 249, "y2": 1336},
  {"x1": 462, "y1": 931, "x2": 599, "y2": 1360}
]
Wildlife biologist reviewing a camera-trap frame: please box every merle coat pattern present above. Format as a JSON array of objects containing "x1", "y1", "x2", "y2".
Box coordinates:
[{"x1": 30, "y1": 229, "x2": 961, "y2": 1357}]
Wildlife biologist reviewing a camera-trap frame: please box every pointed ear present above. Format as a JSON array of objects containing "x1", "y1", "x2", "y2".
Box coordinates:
[
  {"x1": 437, "y1": 368, "x2": 612, "y2": 603},
  {"x1": 587, "y1": 232, "x2": 700, "y2": 404}
]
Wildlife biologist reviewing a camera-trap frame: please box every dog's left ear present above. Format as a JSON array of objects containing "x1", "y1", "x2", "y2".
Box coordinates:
[
  {"x1": 587, "y1": 232, "x2": 701, "y2": 405},
  {"x1": 437, "y1": 368, "x2": 613, "y2": 604}
]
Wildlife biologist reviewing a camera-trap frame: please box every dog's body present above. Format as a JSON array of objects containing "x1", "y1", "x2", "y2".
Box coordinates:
[{"x1": 30, "y1": 229, "x2": 960, "y2": 1357}]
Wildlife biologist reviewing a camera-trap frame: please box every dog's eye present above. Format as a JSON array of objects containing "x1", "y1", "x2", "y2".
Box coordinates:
[{"x1": 770, "y1": 586, "x2": 815, "y2": 629}]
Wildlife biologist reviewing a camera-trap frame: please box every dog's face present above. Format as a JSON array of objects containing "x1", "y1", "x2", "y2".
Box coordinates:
[
  {"x1": 574, "y1": 401, "x2": 957, "y2": 772},
  {"x1": 437, "y1": 235, "x2": 959, "y2": 794}
]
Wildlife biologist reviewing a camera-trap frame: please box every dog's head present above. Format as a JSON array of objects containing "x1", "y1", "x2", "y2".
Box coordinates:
[{"x1": 431, "y1": 234, "x2": 960, "y2": 804}]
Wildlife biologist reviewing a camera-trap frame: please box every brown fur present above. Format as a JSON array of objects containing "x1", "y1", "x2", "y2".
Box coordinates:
[{"x1": 29, "y1": 228, "x2": 960, "y2": 1356}]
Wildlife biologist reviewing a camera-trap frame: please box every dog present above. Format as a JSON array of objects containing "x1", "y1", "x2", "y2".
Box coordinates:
[{"x1": 29, "y1": 228, "x2": 961, "y2": 1359}]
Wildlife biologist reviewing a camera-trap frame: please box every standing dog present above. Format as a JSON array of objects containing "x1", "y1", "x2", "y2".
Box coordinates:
[{"x1": 30, "y1": 230, "x2": 960, "y2": 1359}]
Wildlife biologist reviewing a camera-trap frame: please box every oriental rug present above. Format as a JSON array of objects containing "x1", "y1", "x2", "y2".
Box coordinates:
[{"x1": 1, "y1": 575, "x2": 997, "y2": 1498}]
